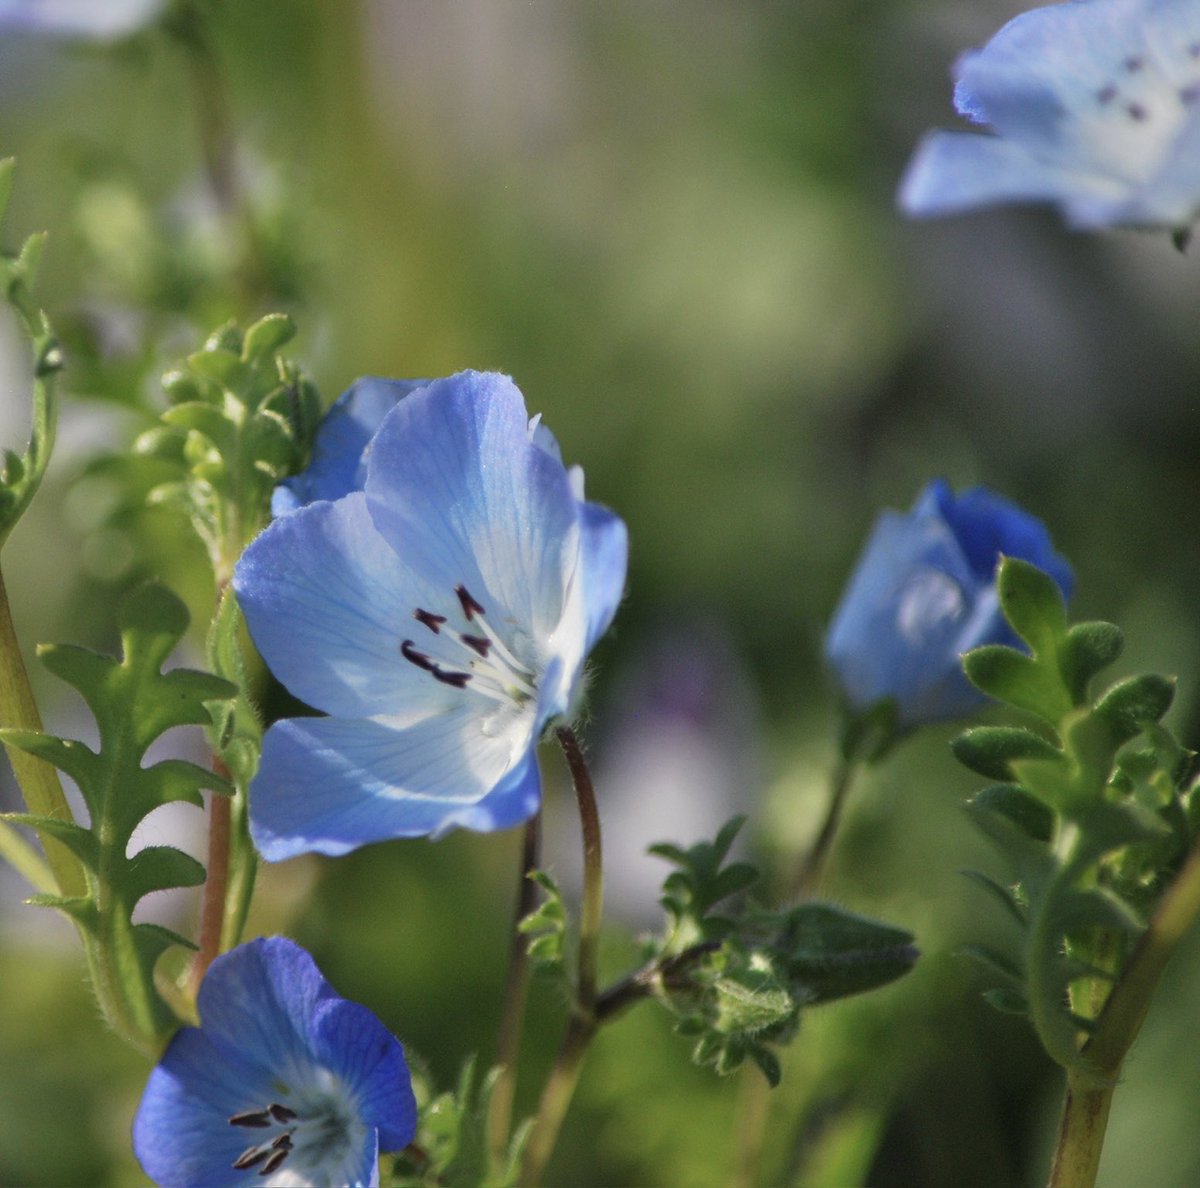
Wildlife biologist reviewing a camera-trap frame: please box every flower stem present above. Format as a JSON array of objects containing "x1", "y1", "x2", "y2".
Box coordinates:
[
  {"x1": 486, "y1": 809, "x2": 542, "y2": 1170},
  {"x1": 1047, "y1": 839, "x2": 1200, "y2": 1188},
  {"x1": 520, "y1": 726, "x2": 604, "y2": 1186},
  {"x1": 190, "y1": 762, "x2": 232, "y2": 995},
  {"x1": 792, "y1": 754, "x2": 857, "y2": 899},
  {"x1": 0, "y1": 562, "x2": 85, "y2": 900}
]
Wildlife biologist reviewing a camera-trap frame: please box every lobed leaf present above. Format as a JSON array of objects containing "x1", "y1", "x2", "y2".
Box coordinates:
[{"x1": 952, "y1": 726, "x2": 1061, "y2": 782}]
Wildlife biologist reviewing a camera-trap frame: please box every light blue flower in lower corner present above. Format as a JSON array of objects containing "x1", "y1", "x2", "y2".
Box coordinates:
[
  {"x1": 233, "y1": 370, "x2": 628, "y2": 859},
  {"x1": 132, "y1": 937, "x2": 416, "y2": 1188},
  {"x1": 825, "y1": 480, "x2": 1073, "y2": 731},
  {"x1": 899, "y1": 0, "x2": 1200, "y2": 234},
  {"x1": 0, "y1": 0, "x2": 163, "y2": 39}
]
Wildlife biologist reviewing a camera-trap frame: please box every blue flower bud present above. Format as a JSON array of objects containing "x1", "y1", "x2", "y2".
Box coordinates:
[{"x1": 824, "y1": 479, "x2": 1072, "y2": 731}]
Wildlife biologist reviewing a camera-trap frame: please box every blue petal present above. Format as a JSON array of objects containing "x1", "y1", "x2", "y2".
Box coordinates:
[
  {"x1": 576, "y1": 501, "x2": 629, "y2": 654},
  {"x1": 898, "y1": 129, "x2": 1123, "y2": 220},
  {"x1": 0, "y1": 0, "x2": 163, "y2": 38},
  {"x1": 825, "y1": 506, "x2": 983, "y2": 726},
  {"x1": 250, "y1": 710, "x2": 540, "y2": 859},
  {"x1": 1122, "y1": 108, "x2": 1200, "y2": 227},
  {"x1": 364, "y1": 371, "x2": 580, "y2": 648},
  {"x1": 273, "y1": 377, "x2": 427, "y2": 515},
  {"x1": 311, "y1": 1000, "x2": 417, "y2": 1153},
  {"x1": 133, "y1": 1027, "x2": 277, "y2": 1188},
  {"x1": 235, "y1": 493, "x2": 464, "y2": 720},
  {"x1": 925, "y1": 480, "x2": 1074, "y2": 598}
]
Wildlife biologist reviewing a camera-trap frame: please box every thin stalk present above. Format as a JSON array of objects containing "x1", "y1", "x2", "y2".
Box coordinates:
[
  {"x1": 0, "y1": 563, "x2": 85, "y2": 899},
  {"x1": 520, "y1": 727, "x2": 604, "y2": 1186},
  {"x1": 190, "y1": 765, "x2": 232, "y2": 995},
  {"x1": 1047, "y1": 840, "x2": 1200, "y2": 1188},
  {"x1": 486, "y1": 809, "x2": 542, "y2": 1170},
  {"x1": 791, "y1": 754, "x2": 857, "y2": 898},
  {"x1": 0, "y1": 816, "x2": 54, "y2": 893}
]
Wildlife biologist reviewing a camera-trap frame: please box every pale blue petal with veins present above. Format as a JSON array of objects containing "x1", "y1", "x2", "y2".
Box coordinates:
[
  {"x1": 234, "y1": 370, "x2": 628, "y2": 859},
  {"x1": 899, "y1": 0, "x2": 1200, "y2": 231}
]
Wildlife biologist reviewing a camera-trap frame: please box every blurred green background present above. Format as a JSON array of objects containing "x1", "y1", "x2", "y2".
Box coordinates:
[{"x1": 0, "y1": 1, "x2": 1198, "y2": 1185}]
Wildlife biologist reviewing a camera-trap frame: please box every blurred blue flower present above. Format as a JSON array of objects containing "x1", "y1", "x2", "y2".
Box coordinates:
[
  {"x1": 132, "y1": 936, "x2": 416, "y2": 1188},
  {"x1": 0, "y1": 0, "x2": 163, "y2": 39},
  {"x1": 825, "y1": 479, "x2": 1072, "y2": 729},
  {"x1": 234, "y1": 370, "x2": 628, "y2": 859},
  {"x1": 899, "y1": 0, "x2": 1200, "y2": 232}
]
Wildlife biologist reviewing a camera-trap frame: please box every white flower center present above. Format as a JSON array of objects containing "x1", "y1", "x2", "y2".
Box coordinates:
[
  {"x1": 400, "y1": 583, "x2": 540, "y2": 708},
  {"x1": 228, "y1": 1069, "x2": 368, "y2": 1186}
]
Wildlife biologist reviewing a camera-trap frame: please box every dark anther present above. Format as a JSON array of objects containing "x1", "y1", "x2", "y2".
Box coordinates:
[
  {"x1": 259, "y1": 1146, "x2": 291, "y2": 1175},
  {"x1": 233, "y1": 1146, "x2": 271, "y2": 1171},
  {"x1": 271, "y1": 1133, "x2": 295, "y2": 1151},
  {"x1": 456, "y1": 585, "x2": 486, "y2": 621},
  {"x1": 401, "y1": 640, "x2": 438, "y2": 672},
  {"x1": 1096, "y1": 83, "x2": 1117, "y2": 104},
  {"x1": 1182, "y1": 84, "x2": 1200, "y2": 105},
  {"x1": 268, "y1": 1103, "x2": 298, "y2": 1124},
  {"x1": 414, "y1": 608, "x2": 447, "y2": 633},
  {"x1": 432, "y1": 668, "x2": 471, "y2": 688},
  {"x1": 1189, "y1": 42, "x2": 1200, "y2": 58},
  {"x1": 1124, "y1": 55, "x2": 1144, "y2": 72},
  {"x1": 229, "y1": 1109, "x2": 273, "y2": 1128},
  {"x1": 1127, "y1": 101, "x2": 1148, "y2": 121},
  {"x1": 462, "y1": 634, "x2": 491, "y2": 658}
]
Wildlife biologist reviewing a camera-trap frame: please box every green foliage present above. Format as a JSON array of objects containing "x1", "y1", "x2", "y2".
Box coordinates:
[
  {"x1": 0, "y1": 159, "x2": 64, "y2": 548},
  {"x1": 517, "y1": 869, "x2": 569, "y2": 981},
  {"x1": 645, "y1": 819, "x2": 917, "y2": 1088},
  {"x1": 957, "y1": 557, "x2": 1194, "y2": 1078},
  {"x1": 0, "y1": 584, "x2": 234, "y2": 1055},
  {"x1": 136, "y1": 313, "x2": 321, "y2": 583},
  {"x1": 392, "y1": 1056, "x2": 529, "y2": 1188}
]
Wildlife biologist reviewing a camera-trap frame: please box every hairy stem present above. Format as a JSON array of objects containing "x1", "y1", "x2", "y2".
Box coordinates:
[
  {"x1": 486, "y1": 809, "x2": 542, "y2": 1170},
  {"x1": 190, "y1": 766, "x2": 232, "y2": 995},
  {"x1": 521, "y1": 727, "x2": 604, "y2": 1186}
]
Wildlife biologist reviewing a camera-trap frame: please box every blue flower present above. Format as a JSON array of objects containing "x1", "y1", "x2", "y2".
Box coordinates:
[
  {"x1": 234, "y1": 370, "x2": 628, "y2": 859},
  {"x1": 898, "y1": 0, "x2": 1200, "y2": 232},
  {"x1": 132, "y1": 937, "x2": 416, "y2": 1188},
  {"x1": 0, "y1": 0, "x2": 164, "y2": 39},
  {"x1": 824, "y1": 480, "x2": 1073, "y2": 729}
]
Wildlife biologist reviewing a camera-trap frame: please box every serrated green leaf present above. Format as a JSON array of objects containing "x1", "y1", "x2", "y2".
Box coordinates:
[
  {"x1": 996, "y1": 557, "x2": 1068, "y2": 655},
  {"x1": 961, "y1": 943, "x2": 1024, "y2": 987},
  {"x1": 982, "y1": 987, "x2": 1029, "y2": 1016},
  {"x1": 960, "y1": 868, "x2": 1027, "y2": 927},
  {"x1": 25, "y1": 893, "x2": 98, "y2": 929},
  {"x1": 125, "y1": 846, "x2": 206, "y2": 902},
  {"x1": 1, "y1": 812, "x2": 98, "y2": 872},
  {"x1": 242, "y1": 312, "x2": 296, "y2": 360},
  {"x1": 953, "y1": 726, "x2": 1061, "y2": 781},
  {"x1": 968, "y1": 783, "x2": 1054, "y2": 843},
  {"x1": 1093, "y1": 674, "x2": 1175, "y2": 749},
  {"x1": 963, "y1": 644, "x2": 1072, "y2": 722},
  {"x1": 1060, "y1": 621, "x2": 1124, "y2": 703}
]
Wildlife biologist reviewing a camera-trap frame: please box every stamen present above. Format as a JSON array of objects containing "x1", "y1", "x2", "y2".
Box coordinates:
[
  {"x1": 1182, "y1": 84, "x2": 1200, "y2": 106},
  {"x1": 1123, "y1": 55, "x2": 1144, "y2": 73},
  {"x1": 233, "y1": 1145, "x2": 271, "y2": 1170},
  {"x1": 229, "y1": 1109, "x2": 273, "y2": 1128},
  {"x1": 432, "y1": 668, "x2": 471, "y2": 689},
  {"x1": 1191, "y1": 42, "x2": 1200, "y2": 59},
  {"x1": 400, "y1": 640, "x2": 438, "y2": 672},
  {"x1": 456, "y1": 585, "x2": 486, "y2": 620},
  {"x1": 1097, "y1": 83, "x2": 1117, "y2": 104},
  {"x1": 271, "y1": 1134, "x2": 294, "y2": 1151},
  {"x1": 259, "y1": 1147, "x2": 290, "y2": 1175},
  {"x1": 269, "y1": 1103, "x2": 298, "y2": 1124},
  {"x1": 462, "y1": 634, "x2": 491, "y2": 658},
  {"x1": 414, "y1": 608, "x2": 446, "y2": 633},
  {"x1": 1127, "y1": 101, "x2": 1148, "y2": 121}
]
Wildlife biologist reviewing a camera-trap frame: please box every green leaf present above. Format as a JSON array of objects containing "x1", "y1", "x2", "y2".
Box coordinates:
[
  {"x1": 1060, "y1": 621, "x2": 1124, "y2": 703},
  {"x1": 981, "y1": 987, "x2": 1029, "y2": 1016},
  {"x1": 996, "y1": 557, "x2": 1068, "y2": 656},
  {"x1": 242, "y1": 312, "x2": 296, "y2": 359},
  {"x1": 953, "y1": 726, "x2": 1061, "y2": 781},
  {"x1": 1092, "y1": 674, "x2": 1175, "y2": 749},
  {"x1": 12, "y1": 583, "x2": 234, "y2": 1054},
  {"x1": 963, "y1": 644, "x2": 1072, "y2": 722},
  {"x1": 960, "y1": 868, "x2": 1027, "y2": 927},
  {"x1": 517, "y1": 869, "x2": 569, "y2": 980},
  {"x1": 967, "y1": 783, "x2": 1054, "y2": 843},
  {"x1": 961, "y1": 943, "x2": 1024, "y2": 987}
]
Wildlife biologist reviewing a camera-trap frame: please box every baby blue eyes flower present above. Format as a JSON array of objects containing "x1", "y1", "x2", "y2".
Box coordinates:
[
  {"x1": 234, "y1": 370, "x2": 628, "y2": 860},
  {"x1": 132, "y1": 936, "x2": 416, "y2": 1188},
  {"x1": 899, "y1": 0, "x2": 1200, "y2": 233},
  {"x1": 0, "y1": 0, "x2": 164, "y2": 39},
  {"x1": 825, "y1": 480, "x2": 1073, "y2": 730}
]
